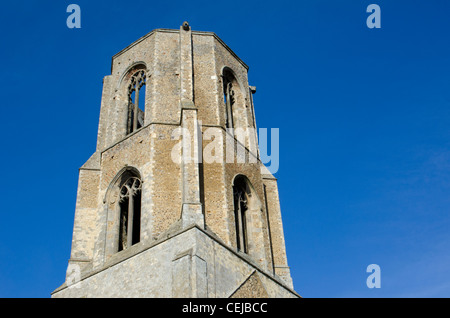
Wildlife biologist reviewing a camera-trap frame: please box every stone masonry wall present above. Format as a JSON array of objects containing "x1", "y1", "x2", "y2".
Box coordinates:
[
  {"x1": 57, "y1": 26, "x2": 295, "y2": 296},
  {"x1": 53, "y1": 226, "x2": 298, "y2": 298}
]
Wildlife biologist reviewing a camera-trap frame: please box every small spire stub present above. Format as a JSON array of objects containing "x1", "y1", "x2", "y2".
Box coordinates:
[{"x1": 182, "y1": 21, "x2": 190, "y2": 31}]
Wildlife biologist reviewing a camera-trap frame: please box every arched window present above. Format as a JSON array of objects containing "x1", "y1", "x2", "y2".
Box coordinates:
[
  {"x1": 233, "y1": 176, "x2": 249, "y2": 253},
  {"x1": 127, "y1": 70, "x2": 146, "y2": 134},
  {"x1": 223, "y1": 69, "x2": 236, "y2": 129},
  {"x1": 118, "y1": 176, "x2": 142, "y2": 251}
]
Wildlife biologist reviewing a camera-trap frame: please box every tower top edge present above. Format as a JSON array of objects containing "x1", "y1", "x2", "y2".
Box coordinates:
[{"x1": 111, "y1": 27, "x2": 249, "y2": 71}]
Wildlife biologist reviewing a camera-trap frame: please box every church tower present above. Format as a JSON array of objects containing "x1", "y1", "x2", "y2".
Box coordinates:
[{"x1": 52, "y1": 23, "x2": 298, "y2": 298}]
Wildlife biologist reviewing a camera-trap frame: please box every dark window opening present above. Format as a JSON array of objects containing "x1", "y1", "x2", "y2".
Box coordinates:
[
  {"x1": 132, "y1": 190, "x2": 141, "y2": 245},
  {"x1": 233, "y1": 177, "x2": 248, "y2": 253},
  {"x1": 118, "y1": 177, "x2": 142, "y2": 252},
  {"x1": 127, "y1": 70, "x2": 146, "y2": 134},
  {"x1": 223, "y1": 71, "x2": 235, "y2": 129}
]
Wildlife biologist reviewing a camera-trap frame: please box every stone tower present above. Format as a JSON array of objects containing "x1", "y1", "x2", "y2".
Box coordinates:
[{"x1": 52, "y1": 23, "x2": 298, "y2": 298}]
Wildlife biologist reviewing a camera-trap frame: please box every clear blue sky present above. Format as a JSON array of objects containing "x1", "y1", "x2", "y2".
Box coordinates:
[{"x1": 1, "y1": 0, "x2": 450, "y2": 298}]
